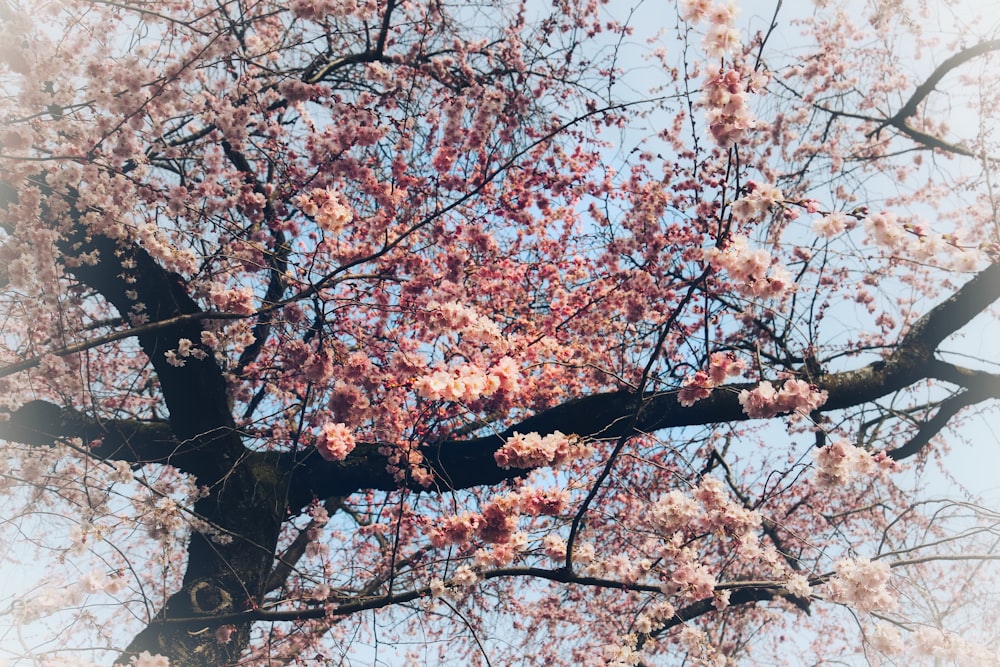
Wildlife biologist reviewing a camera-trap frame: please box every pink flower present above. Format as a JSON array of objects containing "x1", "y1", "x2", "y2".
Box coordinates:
[
  {"x1": 494, "y1": 431, "x2": 581, "y2": 469},
  {"x1": 812, "y1": 439, "x2": 876, "y2": 486},
  {"x1": 677, "y1": 371, "x2": 713, "y2": 406},
  {"x1": 479, "y1": 499, "x2": 518, "y2": 543},
  {"x1": 738, "y1": 379, "x2": 828, "y2": 418},
  {"x1": 738, "y1": 380, "x2": 779, "y2": 418},
  {"x1": 302, "y1": 349, "x2": 334, "y2": 383},
  {"x1": 828, "y1": 557, "x2": 896, "y2": 613},
  {"x1": 785, "y1": 574, "x2": 812, "y2": 598},
  {"x1": 670, "y1": 561, "x2": 717, "y2": 599},
  {"x1": 864, "y1": 211, "x2": 903, "y2": 248},
  {"x1": 215, "y1": 625, "x2": 237, "y2": 644},
  {"x1": 814, "y1": 211, "x2": 849, "y2": 237},
  {"x1": 314, "y1": 422, "x2": 357, "y2": 461},
  {"x1": 708, "y1": 350, "x2": 745, "y2": 384},
  {"x1": 129, "y1": 653, "x2": 170, "y2": 667},
  {"x1": 414, "y1": 361, "x2": 513, "y2": 403},
  {"x1": 542, "y1": 534, "x2": 567, "y2": 559},
  {"x1": 650, "y1": 489, "x2": 702, "y2": 534},
  {"x1": 519, "y1": 486, "x2": 569, "y2": 515},
  {"x1": 430, "y1": 511, "x2": 483, "y2": 547},
  {"x1": 295, "y1": 187, "x2": 354, "y2": 233}
]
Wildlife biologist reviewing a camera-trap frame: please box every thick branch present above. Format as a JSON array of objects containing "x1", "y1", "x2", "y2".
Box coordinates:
[
  {"x1": 0, "y1": 401, "x2": 177, "y2": 463},
  {"x1": 889, "y1": 40, "x2": 1000, "y2": 128},
  {"x1": 885, "y1": 360, "x2": 1000, "y2": 460},
  {"x1": 288, "y1": 263, "x2": 1000, "y2": 501},
  {"x1": 0, "y1": 177, "x2": 293, "y2": 665}
]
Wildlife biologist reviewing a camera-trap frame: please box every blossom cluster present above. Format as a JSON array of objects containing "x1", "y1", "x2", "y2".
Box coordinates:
[
  {"x1": 813, "y1": 210, "x2": 855, "y2": 237},
  {"x1": 428, "y1": 486, "x2": 567, "y2": 550},
  {"x1": 145, "y1": 497, "x2": 187, "y2": 543},
  {"x1": 703, "y1": 234, "x2": 791, "y2": 298},
  {"x1": 647, "y1": 477, "x2": 767, "y2": 603},
  {"x1": 16, "y1": 569, "x2": 129, "y2": 623},
  {"x1": 414, "y1": 357, "x2": 521, "y2": 403},
  {"x1": 288, "y1": 0, "x2": 373, "y2": 20},
  {"x1": 702, "y1": 67, "x2": 755, "y2": 146},
  {"x1": 828, "y1": 556, "x2": 896, "y2": 613},
  {"x1": 677, "y1": 351, "x2": 747, "y2": 406},
  {"x1": 35, "y1": 652, "x2": 169, "y2": 667},
  {"x1": 314, "y1": 422, "x2": 357, "y2": 461},
  {"x1": 867, "y1": 623, "x2": 1000, "y2": 665},
  {"x1": 737, "y1": 378, "x2": 828, "y2": 419},
  {"x1": 163, "y1": 337, "x2": 207, "y2": 368},
  {"x1": 909, "y1": 627, "x2": 997, "y2": 665},
  {"x1": 294, "y1": 187, "x2": 354, "y2": 234},
  {"x1": 811, "y1": 438, "x2": 892, "y2": 486},
  {"x1": 426, "y1": 300, "x2": 504, "y2": 346},
  {"x1": 206, "y1": 284, "x2": 256, "y2": 315},
  {"x1": 730, "y1": 180, "x2": 784, "y2": 221},
  {"x1": 493, "y1": 431, "x2": 584, "y2": 470},
  {"x1": 862, "y1": 210, "x2": 981, "y2": 271},
  {"x1": 680, "y1": 0, "x2": 741, "y2": 58},
  {"x1": 651, "y1": 476, "x2": 761, "y2": 540}
]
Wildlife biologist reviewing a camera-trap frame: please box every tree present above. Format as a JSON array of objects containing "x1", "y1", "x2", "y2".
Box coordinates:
[{"x1": 1, "y1": 0, "x2": 999, "y2": 664}]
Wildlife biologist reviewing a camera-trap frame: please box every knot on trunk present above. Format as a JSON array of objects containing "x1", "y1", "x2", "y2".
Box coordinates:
[{"x1": 189, "y1": 580, "x2": 233, "y2": 615}]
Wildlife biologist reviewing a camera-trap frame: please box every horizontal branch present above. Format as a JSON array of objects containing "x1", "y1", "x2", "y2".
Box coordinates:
[
  {"x1": 6, "y1": 264, "x2": 1000, "y2": 510},
  {"x1": 0, "y1": 400, "x2": 175, "y2": 459},
  {"x1": 293, "y1": 262, "x2": 1000, "y2": 499}
]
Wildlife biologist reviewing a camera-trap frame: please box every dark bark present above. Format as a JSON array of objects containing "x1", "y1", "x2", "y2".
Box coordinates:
[
  {"x1": 3, "y1": 171, "x2": 999, "y2": 663},
  {"x1": 1, "y1": 181, "x2": 288, "y2": 665},
  {"x1": 10, "y1": 264, "x2": 1000, "y2": 504}
]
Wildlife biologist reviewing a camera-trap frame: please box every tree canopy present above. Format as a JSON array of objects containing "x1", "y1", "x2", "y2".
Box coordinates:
[{"x1": 1, "y1": 0, "x2": 1000, "y2": 665}]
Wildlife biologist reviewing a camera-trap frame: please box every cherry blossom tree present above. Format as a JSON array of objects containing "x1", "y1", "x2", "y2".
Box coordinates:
[{"x1": 1, "y1": 0, "x2": 1000, "y2": 665}]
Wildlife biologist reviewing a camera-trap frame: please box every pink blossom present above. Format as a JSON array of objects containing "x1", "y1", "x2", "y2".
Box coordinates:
[
  {"x1": 295, "y1": 187, "x2": 354, "y2": 233},
  {"x1": 864, "y1": 211, "x2": 903, "y2": 248},
  {"x1": 869, "y1": 623, "x2": 902, "y2": 655},
  {"x1": 208, "y1": 286, "x2": 256, "y2": 315},
  {"x1": 490, "y1": 356, "x2": 522, "y2": 394},
  {"x1": 775, "y1": 378, "x2": 826, "y2": 413},
  {"x1": 670, "y1": 561, "x2": 717, "y2": 599},
  {"x1": 129, "y1": 653, "x2": 170, "y2": 667},
  {"x1": 314, "y1": 422, "x2": 357, "y2": 461},
  {"x1": 413, "y1": 361, "x2": 513, "y2": 403},
  {"x1": 677, "y1": 370, "x2": 713, "y2": 407},
  {"x1": 428, "y1": 577, "x2": 446, "y2": 598},
  {"x1": 650, "y1": 489, "x2": 702, "y2": 534},
  {"x1": 302, "y1": 348, "x2": 334, "y2": 383},
  {"x1": 814, "y1": 211, "x2": 850, "y2": 237},
  {"x1": 828, "y1": 557, "x2": 896, "y2": 613},
  {"x1": 451, "y1": 564, "x2": 478, "y2": 586},
  {"x1": 479, "y1": 497, "x2": 518, "y2": 543},
  {"x1": 493, "y1": 431, "x2": 581, "y2": 469},
  {"x1": 702, "y1": 68, "x2": 756, "y2": 146},
  {"x1": 737, "y1": 380, "x2": 780, "y2": 418},
  {"x1": 704, "y1": 24, "x2": 741, "y2": 58},
  {"x1": 812, "y1": 439, "x2": 877, "y2": 486},
  {"x1": 679, "y1": 0, "x2": 713, "y2": 23},
  {"x1": 519, "y1": 486, "x2": 569, "y2": 515},
  {"x1": 542, "y1": 534, "x2": 567, "y2": 559},
  {"x1": 910, "y1": 627, "x2": 998, "y2": 665},
  {"x1": 708, "y1": 350, "x2": 746, "y2": 384},
  {"x1": 214, "y1": 625, "x2": 236, "y2": 644},
  {"x1": 738, "y1": 379, "x2": 828, "y2": 418},
  {"x1": 430, "y1": 511, "x2": 483, "y2": 547},
  {"x1": 704, "y1": 234, "x2": 791, "y2": 298},
  {"x1": 785, "y1": 573, "x2": 812, "y2": 598}
]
